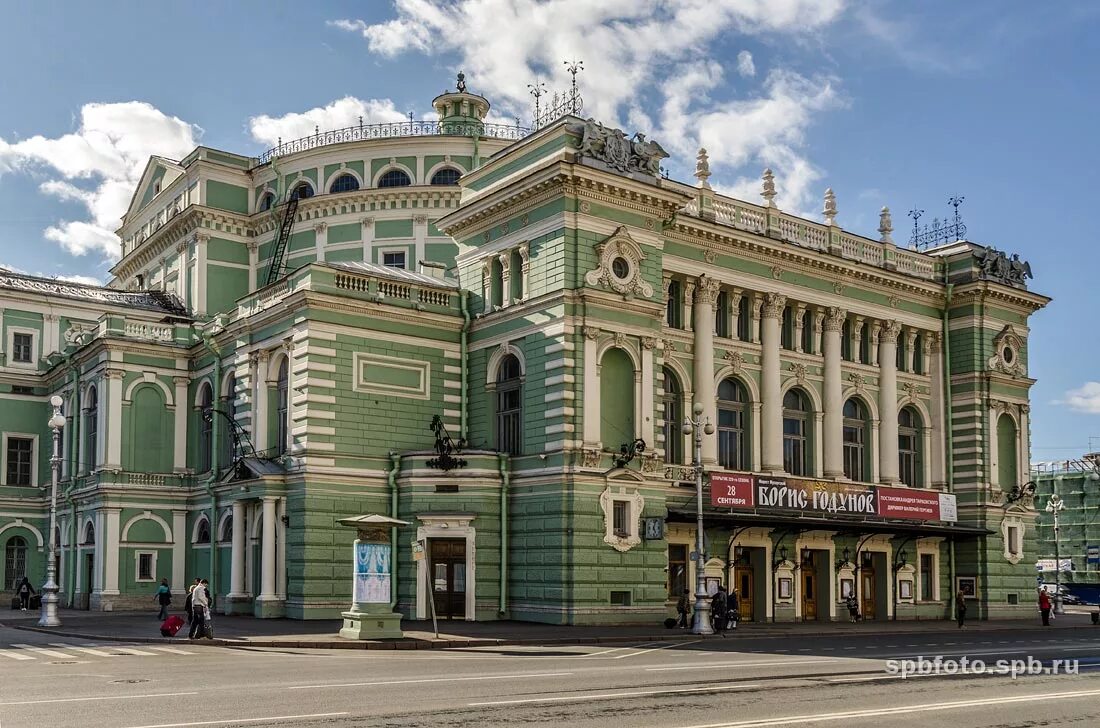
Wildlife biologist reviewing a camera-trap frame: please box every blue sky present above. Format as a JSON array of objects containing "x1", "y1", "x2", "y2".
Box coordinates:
[{"x1": 1, "y1": 0, "x2": 1098, "y2": 460}]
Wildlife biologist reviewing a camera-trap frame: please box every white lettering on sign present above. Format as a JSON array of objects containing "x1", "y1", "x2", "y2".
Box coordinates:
[{"x1": 812, "y1": 490, "x2": 875, "y2": 515}]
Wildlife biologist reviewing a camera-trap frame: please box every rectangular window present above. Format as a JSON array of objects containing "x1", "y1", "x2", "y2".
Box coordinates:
[
  {"x1": 842, "y1": 426, "x2": 864, "y2": 482},
  {"x1": 718, "y1": 407, "x2": 746, "y2": 471},
  {"x1": 138, "y1": 552, "x2": 154, "y2": 581},
  {"x1": 613, "y1": 500, "x2": 629, "y2": 537},
  {"x1": 12, "y1": 333, "x2": 33, "y2": 364},
  {"x1": 715, "y1": 292, "x2": 729, "y2": 338},
  {"x1": 1007, "y1": 525, "x2": 1021, "y2": 557},
  {"x1": 666, "y1": 280, "x2": 682, "y2": 329},
  {"x1": 736, "y1": 296, "x2": 750, "y2": 341},
  {"x1": 668, "y1": 544, "x2": 688, "y2": 598},
  {"x1": 382, "y1": 251, "x2": 406, "y2": 269},
  {"x1": 4, "y1": 437, "x2": 33, "y2": 486},
  {"x1": 783, "y1": 417, "x2": 807, "y2": 476},
  {"x1": 920, "y1": 553, "x2": 934, "y2": 600}
]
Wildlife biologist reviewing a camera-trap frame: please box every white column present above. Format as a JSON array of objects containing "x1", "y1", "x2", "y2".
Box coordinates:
[
  {"x1": 172, "y1": 376, "x2": 188, "y2": 471},
  {"x1": 105, "y1": 368, "x2": 124, "y2": 470},
  {"x1": 793, "y1": 304, "x2": 806, "y2": 353},
  {"x1": 92, "y1": 510, "x2": 104, "y2": 595},
  {"x1": 729, "y1": 289, "x2": 743, "y2": 341},
  {"x1": 693, "y1": 276, "x2": 720, "y2": 464},
  {"x1": 177, "y1": 242, "x2": 190, "y2": 307},
  {"x1": 277, "y1": 498, "x2": 287, "y2": 600},
  {"x1": 482, "y1": 259, "x2": 493, "y2": 314},
  {"x1": 906, "y1": 329, "x2": 919, "y2": 373},
  {"x1": 361, "y1": 217, "x2": 375, "y2": 264},
  {"x1": 414, "y1": 215, "x2": 427, "y2": 267},
  {"x1": 103, "y1": 508, "x2": 120, "y2": 595},
  {"x1": 683, "y1": 281, "x2": 695, "y2": 332},
  {"x1": 853, "y1": 317, "x2": 865, "y2": 363},
  {"x1": 229, "y1": 499, "x2": 246, "y2": 597},
  {"x1": 247, "y1": 242, "x2": 258, "y2": 293},
  {"x1": 258, "y1": 497, "x2": 277, "y2": 600},
  {"x1": 172, "y1": 510, "x2": 186, "y2": 587},
  {"x1": 761, "y1": 293, "x2": 786, "y2": 472},
  {"x1": 498, "y1": 252, "x2": 511, "y2": 308},
  {"x1": 878, "y1": 320, "x2": 902, "y2": 484},
  {"x1": 928, "y1": 333, "x2": 947, "y2": 488},
  {"x1": 582, "y1": 326, "x2": 601, "y2": 446},
  {"x1": 1018, "y1": 404, "x2": 1031, "y2": 489},
  {"x1": 194, "y1": 233, "x2": 209, "y2": 316},
  {"x1": 641, "y1": 338, "x2": 655, "y2": 444},
  {"x1": 822, "y1": 307, "x2": 846, "y2": 478},
  {"x1": 518, "y1": 243, "x2": 531, "y2": 301},
  {"x1": 252, "y1": 352, "x2": 269, "y2": 452},
  {"x1": 314, "y1": 222, "x2": 327, "y2": 262},
  {"x1": 43, "y1": 314, "x2": 59, "y2": 355}
]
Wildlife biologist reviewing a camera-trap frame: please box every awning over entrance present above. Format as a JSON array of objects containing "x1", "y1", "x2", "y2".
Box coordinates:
[{"x1": 667, "y1": 508, "x2": 991, "y2": 539}]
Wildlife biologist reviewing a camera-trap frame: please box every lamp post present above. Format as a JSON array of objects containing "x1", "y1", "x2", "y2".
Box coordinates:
[
  {"x1": 1046, "y1": 493, "x2": 1066, "y2": 616},
  {"x1": 38, "y1": 394, "x2": 65, "y2": 627},
  {"x1": 682, "y1": 402, "x2": 715, "y2": 635}
]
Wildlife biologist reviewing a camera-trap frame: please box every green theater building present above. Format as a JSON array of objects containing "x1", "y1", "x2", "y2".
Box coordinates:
[{"x1": 0, "y1": 78, "x2": 1049, "y2": 623}]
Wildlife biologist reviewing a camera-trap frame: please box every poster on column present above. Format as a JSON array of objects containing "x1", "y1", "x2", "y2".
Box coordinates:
[{"x1": 354, "y1": 542, "x2": 391, "y2": 604}]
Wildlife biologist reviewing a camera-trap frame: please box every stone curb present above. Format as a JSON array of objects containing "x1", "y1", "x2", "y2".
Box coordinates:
[{"x1": 5, "y1": 620, "x2": 1095, "y2": 651}]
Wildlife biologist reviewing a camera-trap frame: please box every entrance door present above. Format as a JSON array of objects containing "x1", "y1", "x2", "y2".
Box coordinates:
[
  {"x1": 82, "y1": 554, "x2": 94, "y2": 610},
  {"x1": 802, "y1": 570, "x2": 818, "y2": 620},
  {"x1": 861, "y1": 567, "x2": 877, "y2": 620},
  {"x1": 430, "y1": 539, "x2": 467, "y2": 620},
  {"x1": 734, "y1": 566, "x2": 754, "y2": 622}
]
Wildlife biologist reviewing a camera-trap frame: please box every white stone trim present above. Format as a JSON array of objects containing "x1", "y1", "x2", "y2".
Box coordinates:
[
  {"x1": 599, "y1": 484, "x2": 644, "y2": 552},
  {"x1": 0, "y1": 519, "x2": 45, "y2": 550},
  {"x1": 1001, "y1": 514, "x2": 1025, "y2": 564},
  {"x1": 123, "y1": 374, "x2": 175, "y2": 406},
  {"x1": 324, "y1": 167, "x2": 365, "y2": 194},
  {"x1": 486, "y1": 343, "x2": 526, "y2": 386},
  {"x1": 133, "y1": 549, "x2": 158, "y2": 582},
  {"x1": 415, "y1": 514, "x2": 476, "y2": 621},
  {"x1": 1, "y1": 431, "x2": 39, "y2": 487},
  {"x1": 5, "y1": 325, "x2": 39, "y2": 369},
  {"x1": 372, "y1": 162, "x2": 417, "y2": 187},
  {"x1": 120, "y1": 510, "x2": 173, "y2": 544}
]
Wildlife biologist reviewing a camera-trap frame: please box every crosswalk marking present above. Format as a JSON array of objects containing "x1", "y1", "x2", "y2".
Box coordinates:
[
  {"x1": 11, "y1": 644, "x2": 74, "y2": 659},
  {"x1": 148, "y1": 646, "x2": 194, "y2": 655},
  {"x1": 49, "y1": 643, "x2": 118, "y2": 657},
  {"x1": 0, "y1": 648, "x2": 35, "y2": 660},
  {"x1": 110, "y1": 646, "x2": 157, "y2": 656}
]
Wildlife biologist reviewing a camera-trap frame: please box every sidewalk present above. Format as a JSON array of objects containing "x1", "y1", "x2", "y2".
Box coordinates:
[{"x1": 3, "y1": 608, "x2": 1097, "y2": 650}]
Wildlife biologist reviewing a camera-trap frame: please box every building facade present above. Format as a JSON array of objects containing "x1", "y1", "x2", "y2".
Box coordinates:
[
  {"x1": 1, "y1": 79, "x2": 1049, "y2": 623},
  {"x1": 1032, "y1": 457, "x2": 1100, "y2": 583}
]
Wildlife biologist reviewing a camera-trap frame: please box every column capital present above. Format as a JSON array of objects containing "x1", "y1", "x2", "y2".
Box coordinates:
[
  {"x1": 683, "y1": 281, "x2": 696, "y2": 307},
  {"x1": 927, "y1": 331, "x2": 943, "y2": 353},
  {"x1": 823, "y1": 306, "x2": 847, "y2": 332},
  {"x1": 313, "y1": 222, "x2": 328, "y2": 234},
  {"x1": 584, "y1": 325, "x2": 601, "y2": 341},
  {"x1": 641, "y1": 336, "x2": 657, "y2": 350},
  {"x1": 905, "y1": 328, "x2": 919, "y2": 345},
  {"x1": 105, "y1": 368, "x2": 126, "y2": 381},
  {"x1": 880, "y1": 320, "x2": 902, "y2": 343},
  {"x1": 694, "y1": 276, "x2": 721, "y2": 306},
  {"x1": 761, "y1": 292, "x2": 787, "y2": 319},
  {"x1": 360, "y1": 216, "x2": 375, "y2": 227},
  {"x1": 172, "y1": 376, "x2": 190, "y2": 388}
]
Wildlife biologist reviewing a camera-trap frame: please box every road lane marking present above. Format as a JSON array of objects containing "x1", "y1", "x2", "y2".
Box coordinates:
[
  {"x1": 0, "y1": 692, "x2": 199, "y2": 706},
  {"x1": 0, "y1": 648, "x2": 35, "y2": 660},
  {"x1": 617, "y1": 640, "x2": 702, "y2": 658},
  {"x1": 289, "y1": 671, "x2": 574, "y2": 690},
  {"x1": 469, "y1": 682, "x2": 763, "y2": 706},
  {"x1": 678, "y1": 688, "x2": 1100, "y2": 727},
  {"x1": 50, "y1": 643, "x2": 117, "y2": 657},
  {"x1": 11, "y1": 643, "x2": 73, "y2": 659},
  {"x1": 647, "y1": 659, "x2": 841, "y2": 672},
  {"x1": 826, "y1": 676, "x2": 901, "y2": 683},
  {"x1": 110, "y1": 646, "x2": 158, "y2": 656},
  {"x1": 123, "y1": 713, "x2": 350, "y2": 728},
  {"x1": 147, "y1": 646, "x2": 196, "y2": 655}
]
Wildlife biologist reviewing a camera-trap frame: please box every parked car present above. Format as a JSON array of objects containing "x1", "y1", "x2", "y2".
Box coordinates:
[{"x1": 1041, "y1": 584, "x2": 1083, "y2": 605}]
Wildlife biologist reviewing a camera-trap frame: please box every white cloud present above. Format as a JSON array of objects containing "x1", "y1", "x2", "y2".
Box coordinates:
[
  {"x1": 0, "y1": 101, "x2": 200, "y2": 260},
  {"x1": 332, "y1": 0, "x2": 846, "y2": 215},
  {"x1": 736, "y1": 50, "x2": 756, "y2": 77},
  {"x1": 1056, "y1": 383, "x2": 1100, "y2": 414},
  {"x1": 249, "y1": 96, "x2": 409, "y2": 147}
]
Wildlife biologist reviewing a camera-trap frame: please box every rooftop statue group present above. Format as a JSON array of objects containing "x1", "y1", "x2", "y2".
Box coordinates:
[
  {"x1": 568, "y1": 118, "x2": 669, "y2": 177},
  {"x1": 974, "y1": 246, "x2": 1033, "y2": 287}
]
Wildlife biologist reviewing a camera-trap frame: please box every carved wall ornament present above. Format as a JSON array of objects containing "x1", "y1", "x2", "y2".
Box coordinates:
[
  {"x1": 584, "y1": 325, "x2": 601, "y2": 341},
  {"x1": 761, "y1": 292, "x2": 787, "y2": 319},
  {"x1": 789, "y1": 362, "x2": 807, "y2": 385},
  {"x1": 521, "y1": 213, "x2": 530, "y2": 227},
  {"x1": 662, "y1": 338, "x2": 677, "y2": 353},
  {"x1": 63, "y1": 322, "x2": 96, "y2": 346},
  {"x1": 848, "y1": 372, "x2": 866, "y2": 394},
  {"x1": 583, "y1": 226, "x2": 654, "y2": 299},
  {"x1": 695, "y1": 276, "x2": 721, "y2": 307},
  {"x1": 888, "y1": 295, "x2": 901, "y2": 308},
  {"x1": 723, "y1": 349, "x2": 745, "y2": 374},
  {"x1": 599, "y1": 486, "x2": 645, "y2": 552},
  {"x1": 1020, "y1": 403, "x2": 1031, "y2": 416},
  {"x1": 613, "y1": 331, "x2": 627, "y2": 349},
  {"x1": 974, "y1": 246, "x2": 1033, "y2": 288},
  {"x1": 902, "y1": 382, "x2": 919, "y2": 401},
  {"x1": 582, "y1": 449, "x2": 603, "y2": 469},
  {"x1": 641, "y1": 336, "x2": 656, "y2": 350},
  {"x1": 833, "y1": 282, "x2": 845, "y2": 295},
  {"x1": 988, "y1": 325, "x2": 1026, "y2": 377},
  {"x1": 567, "y1": 118, "x2": 669, "y2": 176},
  {"x1": 579, "y1": 200, "x2": 592, "y2": 214},
  {"x1": 704, "y1": 249, "x2": 717, "y2": 264},
  {"x1": 645, "y1": 217, "x2": 656, "y2": 230},
  {"x1": 771, "y1": 265, "x2": 783, "y2": 280}
]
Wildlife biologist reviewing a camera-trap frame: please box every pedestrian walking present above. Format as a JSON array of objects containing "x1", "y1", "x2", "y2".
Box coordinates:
[
  {"x1": 184, "y1": 579, "x2": 199, "y2": 624},
  {"x1": 727, "y1": 589, "x2": 740, "y2": 631},
  {"x1": 956, "y1": 588, "x2": 968, "y2": 628},
  {"x1": 189, "y1": 579, "x2": 209, "y2": 640},
  {"x1": 16, "y1": 577, "x2": 35, "y2": 611},
  {"x1": 1039, "y1": 587, "x2": 1052, "y2": 626},
  {"x1": 676, "y1": 588, "x2": 691, "y2": 628},
  {"x1": 845, "y1": 592, "x2": 859, "y2": 622},
  {"x1": 154, "y1": 578, "x2": 172, "y2": 620},
  {"x1": 711, "y1": 585, "x2": 728, "y2": 635}
]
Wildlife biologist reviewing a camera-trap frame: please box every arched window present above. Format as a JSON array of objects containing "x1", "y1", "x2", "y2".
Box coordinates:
[
  {"x1": 83, "y1": 521, "x2": 95, "y2": 545},
  {"x1": 378, "y1": 169, "x2": 412, "y2": 188},
  {"x1": 800, "y1": 309, "x2": 814, "y2": 353},
  {"x1": 222, "y1": 374, "x2": 237, "y2": 466},
  {"x1": 899, "y1": 407, "x2": 923, "y2": 487},
  {"x1": 289, "y1": 182, "x2": 314, "y2": 201},
  {"x1": 198, "y1": 383, "x2": 213, "y2": 473},
  {"x1": 997, "y1": 413, "x2": 1018, "y2": 489},
  {"x1": 842, "y1": 398, "x2": 869, "y2": 482},
  {"x1": 781, "y1": 306, "x2": 795, "y2": 350},
  {"x1": 430, "y1": 168, "x2": 461, "y2": 185},
  {"x1": 841, "y1": 319, "x2": 852, "y2": 361},
  {"x1": 666, "y1": 280, "x2": 682, "y2": 329},
  {"x1": 600, "y1": 348, "x2": 635, "y2": 448},
  {"x1": 715, "y1": 291, "x2": 730, "y2": 338},
  {"x1": 737, "y1": 295, "x2": 751, "y2": 341},
  {"x1": 329, "y1": 173, "x2": 360, "y2": 193},
  {"x1": 195, "y1": 519, "x2": 211, "y2": 544},
  {"x1": 717, "y1": 378, "x2": 749, "y2": 471},
  {"x1": 258, "y1": 192, "x2": 275, "y2": 212},
  {"x1": 4, "y1": 536, "x2": 27, "y2": 590},
  {"x1": 783, "y1": 389, "x2": 810, "y2": 476},
  {"x1": 275, "y1": 358, "x2": 289, "y2": 456},
  {"x1": 496, "y1": 355, "x2": 523, "y2": 455},
  {"x1": 220, "y1": 515, "x2": 233, "y2": 543},
  {"x1": 662, "y1": 367, "x2": 683, "y2": 465},
  {"x1": 84, "y1": 386, "x2": 98, "y2": 473}
]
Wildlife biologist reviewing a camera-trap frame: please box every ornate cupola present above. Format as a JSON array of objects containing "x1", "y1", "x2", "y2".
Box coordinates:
[{"x1": 432, "y1": 72, "x2": 491, "y2": 127}]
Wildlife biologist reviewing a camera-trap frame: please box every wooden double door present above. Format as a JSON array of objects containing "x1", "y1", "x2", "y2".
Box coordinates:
[
  {"x1": 734, "y1": 566, "x2": 754, "y2": 622},
  {"x1": 861, "y1": 567, "x2": 877, "y2": 620},
  {"x1": 430, "y1": 539, "x2": 467, "y2": 620}
]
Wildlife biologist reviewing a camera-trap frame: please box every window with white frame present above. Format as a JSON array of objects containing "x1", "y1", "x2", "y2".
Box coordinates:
[
  {"x1": 612, "y1": 500, "x2": 629, "y2": 537},
  {"x1": 7, "y1": 328, "x2": 37, "y2": 366},
  {"x1": 2, "y1": 434, "x2": 36, "y2": 487},
  {"x1": 1002, "y1": 518, "x2": 1025, "y2": 564},
  {"x1": 382, "y1": 250, "x2": 407, "y2": 269},
  {"x1": 600, "y1": 487, "x2": 644, "y2": 552},
  {"x1": 136, "y1": 551, "x2": 156, "y2": 582}
]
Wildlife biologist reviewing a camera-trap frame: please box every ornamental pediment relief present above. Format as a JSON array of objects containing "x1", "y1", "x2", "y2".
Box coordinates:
[
  {"x1": 988, "y1": 325, "x2": 1026, "y2": 377},
  {"x1": 584, "y1": 226, "x2": 654, "y2": 300}
]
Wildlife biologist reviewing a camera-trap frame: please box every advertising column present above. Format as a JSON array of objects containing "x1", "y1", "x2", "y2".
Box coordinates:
[{"x1": 338, "y1": 514, "x2": 409, "y2": 640}]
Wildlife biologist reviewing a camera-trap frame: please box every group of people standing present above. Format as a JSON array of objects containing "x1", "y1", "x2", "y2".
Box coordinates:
[
  {"x1": 153, "y1": 578, "x2": 214, "y2": 639},
  {"x1": 676, "y1": 586, "x2": 740, "y2": 633}
]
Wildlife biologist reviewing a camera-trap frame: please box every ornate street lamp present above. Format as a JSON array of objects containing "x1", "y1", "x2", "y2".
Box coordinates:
[
  {"x1": 682, "y1": 403, "x2": 714, "y2": 635},
  {"x1": 39, "y1": 395, "x2": 65, "y2": 627},
  {"x1": 1046, "y1": 493, "x2": 1066, "y2": 616}
]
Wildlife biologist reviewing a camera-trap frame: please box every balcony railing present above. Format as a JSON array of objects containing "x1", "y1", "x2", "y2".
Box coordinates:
[{"x1": 257, "y1": 120, "x2": 531, "y2": 164}]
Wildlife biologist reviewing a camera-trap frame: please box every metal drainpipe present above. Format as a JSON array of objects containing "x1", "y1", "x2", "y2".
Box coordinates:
[
  {"x1": 942, "y1": 276, "x2": 957, "y2": 620},
  {"x1": 65, "y1": 358, "x2": 80, "y2": 605},
  {"x1": 498, "y1": 453, "x2": 510, "y2": 615},
  {"x1": 460, "y1": 291, "x2": 470, "y2": 440},
  {"x1": 388, "y1": 452, "x2": 401, "y2": 609},
  {"x1": 200, "y1": 330, "x2": 222, "y2": 603}
]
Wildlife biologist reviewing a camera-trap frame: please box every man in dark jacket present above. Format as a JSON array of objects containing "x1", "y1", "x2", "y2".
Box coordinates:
[
  {"x1": 676, "y1": 588, "x2": 691, "y2": 628},
  {"x1": 711, "y1": 586, "x2": 728, "y2": 635},
  {"x1": 16, "y1": 577, "x2": 35, "y2": 611}
]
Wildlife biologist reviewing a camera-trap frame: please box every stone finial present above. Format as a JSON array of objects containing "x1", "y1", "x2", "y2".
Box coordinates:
[
  {"x1": 823, "y1": 188, "x2": 837, "y2": 226},
  {"x1": 694, "y1": 148, "x2": 712, "y2": 189},
  {"x1": 879, "y1": 206, "x2": 894, "y2": 244},
  {"x1": 761, "y1": 168, "x2": 777, "y2": 208}
]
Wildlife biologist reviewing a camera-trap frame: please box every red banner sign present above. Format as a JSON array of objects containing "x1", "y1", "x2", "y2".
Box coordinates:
[
  {"x1": 875, "y1": 486, "x2": 942, "y2": 520},
  {"x1": 710, "y1": 473, "x2": 754, "y2": 508}
]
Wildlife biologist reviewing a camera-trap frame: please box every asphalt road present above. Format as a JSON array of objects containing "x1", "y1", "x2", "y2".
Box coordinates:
[{"x1": 2, "y1": 623, "x2": 1100, "y2": 727}]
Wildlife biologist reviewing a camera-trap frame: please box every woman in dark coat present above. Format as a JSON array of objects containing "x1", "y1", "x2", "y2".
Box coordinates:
[{"x1": 16, "y1": 577, "x2": 35, "y2": 611}]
